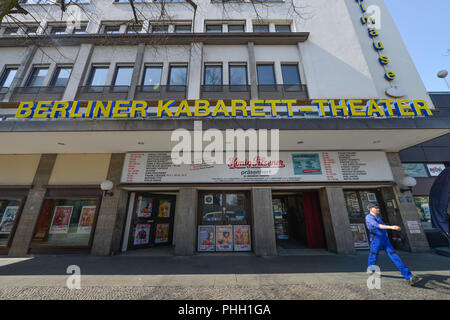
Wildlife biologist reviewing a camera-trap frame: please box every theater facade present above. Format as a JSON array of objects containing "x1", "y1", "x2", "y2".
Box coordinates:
[{"x1": 0, "y1": 0, "x2": 448, "y2": 256}]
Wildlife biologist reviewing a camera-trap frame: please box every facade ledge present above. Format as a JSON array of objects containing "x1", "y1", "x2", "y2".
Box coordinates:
[{"x1": 0, "y1": 32, "x2": 309, "y2": 47}]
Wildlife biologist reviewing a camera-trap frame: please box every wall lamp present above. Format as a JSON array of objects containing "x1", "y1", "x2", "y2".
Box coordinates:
[
  {"x1": 400, "y1": 176, "x2": 417, "y2": 193},
  {"x1": 100, "y1": 180, "x2": 114, "y2": 197}
]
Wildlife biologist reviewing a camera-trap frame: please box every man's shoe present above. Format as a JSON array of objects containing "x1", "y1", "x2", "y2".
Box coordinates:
[{"x1": 407, "y1": 275, "x2": 423, "y2": 286}]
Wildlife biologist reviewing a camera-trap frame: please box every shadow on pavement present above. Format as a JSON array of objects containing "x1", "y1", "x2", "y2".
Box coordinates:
[{"x1": 0, "y1": 251, "x2": 448, "y2": 277}]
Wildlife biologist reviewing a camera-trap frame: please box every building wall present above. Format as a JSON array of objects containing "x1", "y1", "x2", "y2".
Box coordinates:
[
  {"x1": 0, "y1": 0, "x2": 434, "y2": 105},
  {"x1": 0, "y1": 154, "x2": 41, "y2": 185},
  {"x1": 48, "y1": 153, "x2": 111, "y2": 185}
]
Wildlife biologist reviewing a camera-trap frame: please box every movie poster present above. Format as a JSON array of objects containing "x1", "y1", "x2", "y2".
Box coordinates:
[
  {"x1": 134, "y1": 224, "x2": 151, "y2": 245},
  {"x1": 137, "y1": 197, "x2": 153, "y2": 218},
  {"x1": 233, "y1": 225, "x2": 251, "y2": 251},
  {"x1": 350, "y1": 223, "x2": 369, "y2": 248},
  {"x1": 198, "y1": 226, "x2": 215, "y2": 252},
  {"x1": 155, "y1": 223, "x2": 170, "y2": 244},
  {"x1": 77, "y1": 206, "x2": 96, "y2": 234},
  {"x1": 158, "y1": 200, "x2": 171, "y2": 218},
  {"x1": 0, "y1": 206, "x2": 19, "y2": 233},
  {"x1": 292, "y1": 153, "x2": 322, "y2": 175},
  {"x1": 49, "y1": 206, "x2": 73, "y2": 234},
  {"x1": 216, "y1": 225, "x2": 233, "y2": 251}
]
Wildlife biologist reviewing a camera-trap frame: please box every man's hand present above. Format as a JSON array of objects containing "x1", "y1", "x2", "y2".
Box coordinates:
[{"x1": 391, "y1": 225, "x2": 401, "y2": 231}]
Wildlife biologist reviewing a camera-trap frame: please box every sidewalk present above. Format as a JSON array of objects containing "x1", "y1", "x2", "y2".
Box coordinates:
[{"x1": 0, "y1": 250, "x2": 448, "y2": 300}]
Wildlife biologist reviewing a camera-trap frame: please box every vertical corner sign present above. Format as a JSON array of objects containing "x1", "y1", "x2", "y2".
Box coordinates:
[{"x1": 355, "y1": 0, "x2": 397, "y2": 82}]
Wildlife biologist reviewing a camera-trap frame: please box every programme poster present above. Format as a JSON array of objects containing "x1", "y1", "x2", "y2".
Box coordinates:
[
  {"x1": 49, "y1": 206, "x2": 73, "y2": 234},
  {"x1": 198, "y1": 225, "x2": 215, "y2": 252},
  {"x1": 134, "y1": 224, "x2": 151, "y2": 245},
  {"x1": 292, "y1": 153, "x2": 322, "y2": 175},
  {"x1": 0, "y1": 206, "x2": 19, "y2": 233},
  {"x1": 77, "y1": 206, "x2": 96, "y2": 234},
  {"x1": 350, "y1": 223, "x2": 369, "y2": 248},
  {"x1": 216, "y1": 225, "x2": 233, "y2": 251},
  {"x1": 155, "y1": 223, "x2": 170, "y2": 244},
  {"x1": 137, "y1": 197, "x2": 153, "y2": 218},
  {"x1": 158, "y1": 200, "x2": 171, "y2": 218},
  {"x1": 233, "y1": 225, "x2": 251, "y2": 251}
]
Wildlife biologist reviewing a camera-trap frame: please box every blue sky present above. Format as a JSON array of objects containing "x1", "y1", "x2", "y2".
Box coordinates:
[{"x1": 384, "y1": 0, "x2": 450, "y2": 92}]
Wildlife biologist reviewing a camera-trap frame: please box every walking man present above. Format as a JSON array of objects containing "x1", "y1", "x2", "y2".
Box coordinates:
[{"x1": 365, "y1": 203, "x2": 423, "y2": 286}]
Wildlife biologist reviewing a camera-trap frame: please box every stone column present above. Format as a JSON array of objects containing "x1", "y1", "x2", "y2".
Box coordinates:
[
  {"x1": 385, "y1": 152, "x2": 430, "y2": 252},
  {"x1": 187, "y1": 43, "x2": 203, "y2": 100},
  {"x1": 8, "y1": 154, "x2": 56, "y2": 257},
  {"x1": 91, "y1": 153, "x2": 126, "y2": 256},
  {"x1": 62, "y1": 44, "x2": 94, "y2": 101},
  {"x1": 3, "y1": 45, "x2": 37, "y2": 102},
  {"x1": 127, "y1": 44, "x2": 145, "y2": 100},
  {"x1": 173, "y1": 188, "x2": 198, "y2": 255},
  {"x1": 318, "y1": 187, "x2": 355, "y2": 254},
  {"x1": 247, "y1": 42, "x2": 258, "y2": 99},
  {"x1": 251, "y1": 187, "x2": 277, "y2": 256}
]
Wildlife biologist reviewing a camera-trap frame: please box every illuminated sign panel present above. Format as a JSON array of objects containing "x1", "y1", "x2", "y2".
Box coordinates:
[{"x1": 14, "y1": 99, "x2": 433, "y2": 119}]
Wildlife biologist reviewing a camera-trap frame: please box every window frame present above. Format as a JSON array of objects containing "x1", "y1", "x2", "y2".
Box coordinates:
[
  {"x1": 141, "y1": 65, "x2": 163, "y2": 86},
  {"x1": 203, "y1": 64, "x2": 223, "y2": 86},
  {"x1": 256, "y1": 63, "x2": 276, "y2": 85},
  {"x1": 86, "y1": 65, "x2": 110, "y2": 87},
  {"x1": 0, "y1": 67, "x2": 19, "y2": 88},
  {"x1": 49, "y1": 66, "x2": 73, "y2": 87},
  {"x1": 112, "y1": 65, "x2": 134, "y2": 88},
  {"x1": 167, "y1": 65, "x2": 188, "y2": 86},
  {"x1": 228, "y1": 64, "x2": 248, "y2": 86},
  {"x1": 25, "y1": 66, "x2": 50, "y2": 87}
]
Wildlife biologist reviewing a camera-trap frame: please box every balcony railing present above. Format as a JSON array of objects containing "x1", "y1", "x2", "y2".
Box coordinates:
[
  {"x1": 257, "y1": 84, "x2": 308, "y2": 100},
  {"x1": 77, "y1": 86, "x2": 130, "y2": 101},
  {"x1": 134, "y1": 85, "x2": 187, "y2": 101},
  {"x1": 10, "y1": 86, "x2": 66, "y2": 102},
  {"x1": 200, "y1": 85, "x2": 251, "y2": 100}
]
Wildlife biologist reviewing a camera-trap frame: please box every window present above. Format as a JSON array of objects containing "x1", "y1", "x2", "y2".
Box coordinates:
[
  {"x1": 151, "y1": 25, "x2": 169, "y2": 33},
  {"x1": 104, "y1": 26, "x2": 121, "y2": 34},
  {"x1": 142, "y1": 66, "x2": 162, "y2": 86},
  {"x1": 26, "y1": 67, "x2": 49, "y2": 87},
  {"x1": 50, "y1": 26, "x2": 66, "y2": 35},
  {"x1": 3, "y1": 27, "x2": 19, "y2": 35},
  {"x1": 31, "y1": 198, "x2": 100, "y2": 246},
  {"x1": 257, "y1": 64, "x2": 276, "y2": 91},
  {"x1": 26, "y1": 26, "x2": 39, "y2": 35},
  {"x1": 414, "y1": 196, "x2": 432, "y2": 230},
  {"x1": 229, "y1": 65, "x2": 247, "y2": 85},
  {"x1": 50, "y1": 67, "x2": 72, "y2": 87},
  {"x1": 253, "y1": 25, "x2": 269, "y2": 32},
  {"x1": 73, "y1": 26, "x2": 87, "y2": 34},
  {"x1": 199, "y1": 192, "x2": 249, "y2": 225},
  {"x1": 0, "y1": 199, "x2": 22, "y2": 247},
  {"x1": 175, "y1": 25, "x2": 191, "y2": 33},
  {"x1": 281, "y1": 64, "x2": 301, "y2": 91},
  {"x1": 19, "y1": 0, "x2": 54, "y2": 3},
  {"x1": 228, "y1": 25, "x2": 245, "y2": 33},
  {"x1": 86, "y1": 66, "x2": 109, "y2": 86},
  {"x1": 168, "y1": 65, "x2": 187, "y2": 85},
  {"x1": 275, "y1": 25, "x2": 291, "y2": 32},
  {"x1": 113, "y1": 66, "x2": 134, "y2": 90},
  {"x1": 204, "y1": 65, "x2": 222, "y2": 85},
  {"x1": 205, "y1": 25, "x2": 222, "y2": 33},
  {"x1": 229, "y1": 65, "x2": 248, "y2": 92},
  {"x1": 402, "y1": 163, "x2": 429, "y2": 178},
  {"x1": 0, "y1": 67, "x2": 18, "y2": 88},
  {"x1": 127, "y1": 24, "x2": 144, "y2": 34}
]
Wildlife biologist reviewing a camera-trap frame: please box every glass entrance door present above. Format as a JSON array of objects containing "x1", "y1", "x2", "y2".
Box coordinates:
[
  {"x1": 128, "y1": 193, "x2": 176, "y2": 250},
  {"x1": 197, "y1": 191, "x2": 251, "y2": 252}
]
